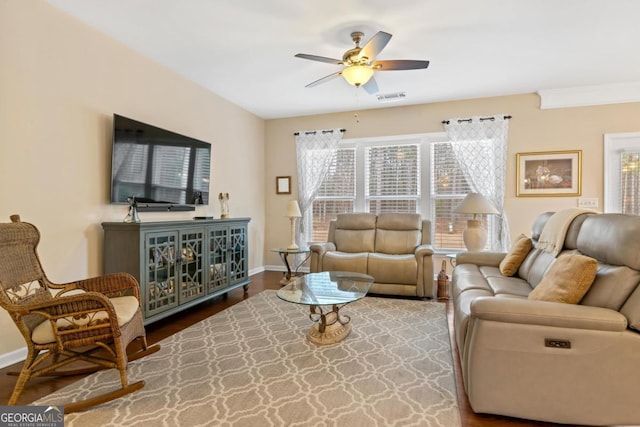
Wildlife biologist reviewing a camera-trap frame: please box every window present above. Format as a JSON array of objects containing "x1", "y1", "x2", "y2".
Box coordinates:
[
  {"x1": 604, "y1": 132, "x2": 640, "y2": 213},
  {"x1": 307, "y1": 133, "x2": 501, "y2": 252},
  {"x1": 365, "y1": 144, "x2": 420, "y2": 214},
  {"x1": 430, "y1": 142, "x2": 471, "y2": 250},
  {"x1": 620, "y1": 152, "x2": 640, "y2": 214}
]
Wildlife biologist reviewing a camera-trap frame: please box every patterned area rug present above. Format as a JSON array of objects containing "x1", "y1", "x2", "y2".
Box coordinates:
[{"x1": 35, "y1": 291, "x2": 461, "y2": 426}]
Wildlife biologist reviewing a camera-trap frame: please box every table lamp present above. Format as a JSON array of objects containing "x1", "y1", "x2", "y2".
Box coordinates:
[
  {"x1": 453, "y1": 193, "x2": 499, "y2": 251},
  {"x1": 286, "y1": 200, "x2": 302, "y2": 250}
]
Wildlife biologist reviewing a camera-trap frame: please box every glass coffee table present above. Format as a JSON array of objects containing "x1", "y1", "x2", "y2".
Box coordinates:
[{"x1": 276, "y1": 271, "x2": 374, "y2": 345}]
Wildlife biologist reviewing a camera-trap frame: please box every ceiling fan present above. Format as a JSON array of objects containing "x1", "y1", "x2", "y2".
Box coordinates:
[{"x1": 295, "y1": 31, "x2": 429, "y2": 94}]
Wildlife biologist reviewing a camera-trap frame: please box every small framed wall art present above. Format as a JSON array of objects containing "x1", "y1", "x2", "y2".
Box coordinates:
[
  {"x1": 516, "y1": 150, "x2": 582, "y2": 197},
  {"x1": 276, "y1": 176, "x2": 291, "y2": 194}
]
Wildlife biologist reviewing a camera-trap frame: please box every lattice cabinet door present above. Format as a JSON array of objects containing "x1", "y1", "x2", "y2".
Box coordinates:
[
  {"x1": 145, "y1": 231, "x2": 179, "y2": 317},
  {"x1": 207, "y1": 225, "x2": 229, "y2": 293},
  {"x1": 179, "y1": 228, "x2": 205, "y2": 304},
  {"x1": 228, "y1": 224, "x2": 248, "y2": 285}
]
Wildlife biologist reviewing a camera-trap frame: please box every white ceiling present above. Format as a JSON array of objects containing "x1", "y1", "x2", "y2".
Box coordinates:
[{"x1": 47, "y1": 0, "x2": 640, "y2": 119}]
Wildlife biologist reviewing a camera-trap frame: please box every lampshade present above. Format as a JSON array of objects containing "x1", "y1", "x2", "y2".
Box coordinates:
[
  {"x1": 286, "y1": 200, "x2": 302, "y2": 218},
  {"x1": 453, "y1": 193, "x2": 499, "y2": 215},
  {"x1": 342, "y1": 65, "x2": 374, "y2": 87}
]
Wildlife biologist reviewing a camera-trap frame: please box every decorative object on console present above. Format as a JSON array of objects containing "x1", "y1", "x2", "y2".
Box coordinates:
[
  {"x1": 218, "y1": 192, "x2": 229, "y2": 218},
  {"x1": 123, "y1": 196, "x2": 141, "y2": 223},
  {"x1": 454, "y1": 192, "x2": 499, "y2": 251},
  {"x1": 286, "y1": 200, "x2": 302, "y2": 250}
]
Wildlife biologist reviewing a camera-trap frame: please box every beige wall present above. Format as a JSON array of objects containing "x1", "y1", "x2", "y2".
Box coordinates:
[
  {"x1": 264, "y1": 94, "x2": 640, "y2": 267},
  {"x1": 0, "y1": 2, "x2": 265, "y2": 359}
]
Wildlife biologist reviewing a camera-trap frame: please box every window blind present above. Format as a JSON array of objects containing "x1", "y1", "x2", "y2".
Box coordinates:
[
  {"x1": 431, "y1": 142, "x2": 472, "y2": 250},
  {"x1": 621, "y1": 152, "x2": 640, "y2": 214},
  {"x1": 365, "y1": 144, "x2": 419, "y2": 214}
]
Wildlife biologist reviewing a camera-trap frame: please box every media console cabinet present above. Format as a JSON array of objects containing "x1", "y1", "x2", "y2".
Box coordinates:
[{"x1": 102, "y1": 218, "x2": 250, "y2": 324}]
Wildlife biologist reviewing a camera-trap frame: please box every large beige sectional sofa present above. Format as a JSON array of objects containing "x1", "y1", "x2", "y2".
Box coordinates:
[
  {"x1": 452, "y1": 211, "x2": 640, "y2": 426},
  {"x1": 309, "y1": 213, "x2": 435, "y2": 298}
]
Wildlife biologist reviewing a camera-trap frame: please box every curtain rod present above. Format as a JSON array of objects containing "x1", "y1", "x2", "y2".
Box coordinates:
[
  {"x1": 293, "y1": 128, "x2": 346, "y2": 136},
  {"x1": 441, "y1": 115, "x2": 512, "y2": 125}
]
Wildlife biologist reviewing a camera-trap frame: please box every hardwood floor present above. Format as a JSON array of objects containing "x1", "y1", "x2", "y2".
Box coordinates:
[{"x1": 0, "y1": 271, "x2": 562, "y2": 426}]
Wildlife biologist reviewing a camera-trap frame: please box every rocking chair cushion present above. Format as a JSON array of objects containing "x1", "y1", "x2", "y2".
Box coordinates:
[{"x1": 31, "y1": 296, "x2": 140, "y2": 345}]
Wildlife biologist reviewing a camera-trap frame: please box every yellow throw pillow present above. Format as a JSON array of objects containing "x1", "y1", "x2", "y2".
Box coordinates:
[
  {"x1": 528, "y1": 254, "x2": 598, "y2": 304},
  {"x1": 499, "y1": 234, "x2": 532, "y2": 277}
]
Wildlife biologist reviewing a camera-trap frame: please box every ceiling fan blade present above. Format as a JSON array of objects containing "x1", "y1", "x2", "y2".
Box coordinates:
[
  {"x1": 372, "y1": 60, "x2": 430, "y2": 70},
  {"x1": 362, "y1": 77, "x2": 379, "y2": 94},
  {"x1": 305, "y1": 71, "x2": 342, "y2": 88},
  {"x1": 295, "y1": 53, "x2": 343, "y2": 65},
  {"x1": 358, "y1": 31, "x2": 392, "y2": 61}
]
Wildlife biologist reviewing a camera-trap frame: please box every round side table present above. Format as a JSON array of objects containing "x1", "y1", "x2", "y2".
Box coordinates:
[{"x1": 271, "y1": 247, "x2": 311, "y2": 285}]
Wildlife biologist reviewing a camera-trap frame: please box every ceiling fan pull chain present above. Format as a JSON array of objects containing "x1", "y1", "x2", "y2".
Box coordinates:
[{"x1": 354, "y1": 88, "x2": 361, "y2": 124}]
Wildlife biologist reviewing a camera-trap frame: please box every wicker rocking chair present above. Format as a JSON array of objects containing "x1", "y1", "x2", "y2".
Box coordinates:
[{"x1": 0, "y1": 215, "x2": 160, "y2": 413}]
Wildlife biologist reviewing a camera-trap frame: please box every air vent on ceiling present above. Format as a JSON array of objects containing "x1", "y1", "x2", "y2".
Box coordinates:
[{"x1": 377, "y1": 91, "x2": 406, "y2": 103}]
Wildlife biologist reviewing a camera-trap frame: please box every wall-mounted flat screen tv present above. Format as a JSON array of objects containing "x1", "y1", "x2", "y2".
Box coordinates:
[{"x1": 110, "y1": 114, "x2": 211, "y2": 209}]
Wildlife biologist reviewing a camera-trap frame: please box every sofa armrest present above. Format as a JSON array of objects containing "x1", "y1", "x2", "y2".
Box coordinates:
[
  {"x1": 414, "y1": 244, "x2": 434, "y2": 258},
  {"x1": 470, "y1": 296, "x2": 628, "y2": 332},
  {"x1": 310, "y1": 242, "x2": 336, "y2": 254},
  {"x1": 309, "y1": 242, "x2": 336, "y2": 272},
  {"x1": 414, "y1": 244, "x2": 435, "y2": 298},
  {"x1": 456, "y1": 251, "x2": 506, "y2": 268}
]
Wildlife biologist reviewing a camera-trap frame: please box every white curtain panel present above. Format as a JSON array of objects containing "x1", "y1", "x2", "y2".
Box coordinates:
[
  {"x1": 444, "y1": 115, "x2": 510, "y2": 251},
  {"x1": 295, "y1": 129, "x2": 343, "y2": 246}
]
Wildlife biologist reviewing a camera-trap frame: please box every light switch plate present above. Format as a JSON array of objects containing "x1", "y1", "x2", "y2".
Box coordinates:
[{"x1": 578, "y1": 198, "x2": 599, "y2": 208}]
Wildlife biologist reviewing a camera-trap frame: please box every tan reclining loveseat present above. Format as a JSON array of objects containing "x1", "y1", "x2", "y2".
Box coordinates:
[
  {"x1": 452, "y1": 211, "x2": 640, "y2": 426},
  {"x1": 309, "y1": 213, "x2": 434, "y2": 298}
]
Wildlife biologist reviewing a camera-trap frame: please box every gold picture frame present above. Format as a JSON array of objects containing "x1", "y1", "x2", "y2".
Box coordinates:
[
  {"x1": 516, "y1": 150, "x2": 582, "y2": 197},
  {"x1": 276, "y1": 176, "x2": 291, "y2": 194}
]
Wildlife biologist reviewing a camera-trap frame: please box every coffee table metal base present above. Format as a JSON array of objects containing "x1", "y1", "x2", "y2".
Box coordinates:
[{"x1": 307, "y1": 304, "x2": 352, "y2": 345}]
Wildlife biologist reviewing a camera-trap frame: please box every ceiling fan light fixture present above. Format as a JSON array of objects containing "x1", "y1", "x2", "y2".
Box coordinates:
[{"x1": 342, "y1": 65, "x2": 374, "y2": 87}]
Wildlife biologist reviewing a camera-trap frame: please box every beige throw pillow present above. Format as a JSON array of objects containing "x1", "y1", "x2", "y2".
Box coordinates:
[
  {"x1": 499, "y1": 234, "x2": 532, "y2": 277},
  {"x1": 528, "y1": 254, "x2": 598, "y2": 304}
]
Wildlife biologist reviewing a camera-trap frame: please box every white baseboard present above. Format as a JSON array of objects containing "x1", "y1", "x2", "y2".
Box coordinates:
[
  {"x1": 263, "y1": 265, "x2": 309, "y2": 273},
  {"x1": 0, "y1": 346, "x2": 26, "y2": 369},
  {"x1": 249, "y1": 266, "x2": 266, "y2": 276}
]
